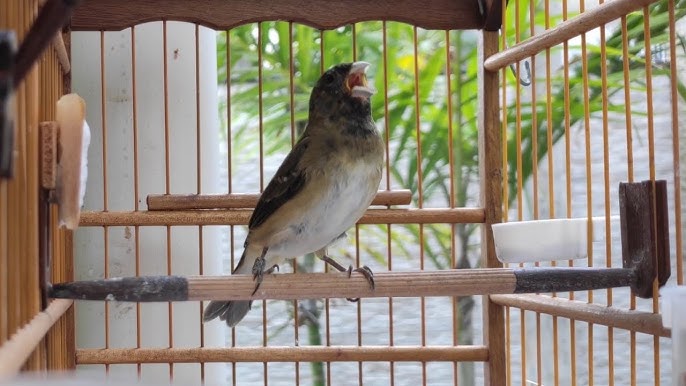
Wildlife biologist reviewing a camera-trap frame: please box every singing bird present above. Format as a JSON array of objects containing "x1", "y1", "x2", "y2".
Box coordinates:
[{"x1": 203, "y1": 62, "x2": 384, "y2": 327}]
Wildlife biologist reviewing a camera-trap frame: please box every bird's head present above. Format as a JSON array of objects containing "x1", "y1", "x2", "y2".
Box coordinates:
[{"x1": 308, "y1": 61, "x2": 376, "y2": 117}]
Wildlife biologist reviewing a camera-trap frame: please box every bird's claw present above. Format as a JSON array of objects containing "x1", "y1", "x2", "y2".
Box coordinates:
[
  {"x1": 346, "y1": 265, "x2": 374, "y2": 302},
  {"x1": 251, "y1": 257, "x2": 266, "y2": 295},
  {"x1": 265, "y1": 264, "x2": 280, "y2": 274},
  {"x1": 251, "y1": 258, "x2": 279, "y2": 296}
]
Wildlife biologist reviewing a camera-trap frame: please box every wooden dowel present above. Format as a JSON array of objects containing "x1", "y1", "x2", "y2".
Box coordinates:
[
  {"x1": 50, "y1": 268, "x2": 636, "y2": 302},
  {"x1": 79, "y1": 208, "x2": 486, "y2": 226},
  {"x1": 483, "y1": 0, "x2": 656, "y2": 72},
  {"x1": 490, "y1": 294, "x2": 669, "y2": 338},
  {"x1": 52, "y1": 33, "x2": 70, "y2": 74},
  {"x1": 13, "y1": 0, "x2": 81, "y2": 87},
  {"x1": 146, "y1": 189, "x2": 413, "y2": 211},
  {"x1": 76, "y1": 345, "x2": 489, "y2": 365},
  {"x1": 0, "y1": 299, "x2": 73, "y2": 381}
]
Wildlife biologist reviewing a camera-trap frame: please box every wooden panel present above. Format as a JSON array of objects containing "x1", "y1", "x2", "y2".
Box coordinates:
[
  {"x1": 70, "y1": 0, "x2": 484, "y2": 31},
  {"x1": 0, "y1": 0, "x2": 44, "y2": 372},
  {"x1": 1, "y1": 0, "x2": 71, "y2": 374},
  {"x1": 481, "y1": 0, "x2": 504, "y2": 31}
]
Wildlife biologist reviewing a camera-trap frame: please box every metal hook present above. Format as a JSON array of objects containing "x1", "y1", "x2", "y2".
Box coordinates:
[
  {"x1": 503, "y1": 40, "x2": 532, "y2": 86},
  {"x1": 509, "y1": 59, "x2": 532, "y2": 87}
]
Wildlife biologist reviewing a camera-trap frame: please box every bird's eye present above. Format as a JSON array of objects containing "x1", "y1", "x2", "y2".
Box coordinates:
[{"x1": 323, "y1": 73, "x2": 335, "y2": 84}]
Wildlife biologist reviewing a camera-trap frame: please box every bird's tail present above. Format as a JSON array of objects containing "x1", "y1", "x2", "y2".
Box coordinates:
[{"x1": 202, "y1": 251, "x2": 253, "y2": 327}]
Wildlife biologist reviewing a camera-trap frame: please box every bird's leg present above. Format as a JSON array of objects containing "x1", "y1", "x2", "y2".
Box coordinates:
[
  {"x1": 317, "y1": 251, "x2": 374, "y2": 302},
  {"x1": 251, "y1": 246, "x2": 269, "y2": 295},
  {"x1": 319, "y1": 254, "x2": 348, "y2": 272}
]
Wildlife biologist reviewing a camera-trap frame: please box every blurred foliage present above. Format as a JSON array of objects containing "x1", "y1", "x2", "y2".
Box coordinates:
[
  {"x1": 502, "y1": 0, "x2": 686, "y2": 205},
  {"x1": 218, "y1": 22, "x2": 484, "y2": 271}
]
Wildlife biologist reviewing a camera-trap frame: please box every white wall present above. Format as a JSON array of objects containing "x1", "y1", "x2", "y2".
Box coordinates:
[{"x1": 71, "y1": 22, "x2": 227, "y2": 385}]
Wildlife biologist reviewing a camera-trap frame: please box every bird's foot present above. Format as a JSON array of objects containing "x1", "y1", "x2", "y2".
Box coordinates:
[
  {"x1": 251, "y1": 247, "x2": 270, "y2": 296},
  {"x1": 345, "y1": 265, "x2": 375, "y2": 302},
  {"x1": 319, "y1": 254, "x2": 375, "y2": 302}
]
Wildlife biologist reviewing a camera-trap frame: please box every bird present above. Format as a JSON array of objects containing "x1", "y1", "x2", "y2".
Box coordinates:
[{"x1": 203, "y1": 61, "x2": 384, "y2": 327}]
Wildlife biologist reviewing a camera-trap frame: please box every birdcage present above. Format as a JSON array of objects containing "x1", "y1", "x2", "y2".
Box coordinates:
[{"x1": 0, "y1": 0, "x2": 684, "y2": 385}]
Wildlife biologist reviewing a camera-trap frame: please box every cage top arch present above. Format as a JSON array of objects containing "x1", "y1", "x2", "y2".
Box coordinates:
[{"x1": 70, "y1": 0, "x2": 502, "y2": 31}]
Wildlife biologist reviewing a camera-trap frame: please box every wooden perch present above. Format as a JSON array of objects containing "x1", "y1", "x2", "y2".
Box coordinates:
[
  {"x1": 79, "y1": 208, "x2": 486, "y2": 226},
  {"x1": 50, "y1": 267, "x2": 636, "y2": 302},
  {"x1": 483, "y1": 0, "x2": 656, "y2": 72},
  {"x1": 147, "y1": 189, "x2": 413, "y2": 210},
  {"x1": 77, "y1": 345, "x2": 489, "y2": 365},
  {"x1": 490, "y1": 294, "x2": 669, "y2": 338},
  {"x1": 53, "y1": 33, "x2": 70, "y2": 74}
]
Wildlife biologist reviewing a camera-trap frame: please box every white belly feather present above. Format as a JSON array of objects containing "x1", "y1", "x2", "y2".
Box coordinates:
[{"x1": 266, "y1": 161, "x2": 378, "y2": 260}]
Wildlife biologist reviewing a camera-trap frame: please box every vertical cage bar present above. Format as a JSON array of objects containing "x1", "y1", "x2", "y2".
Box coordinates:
[
  {"x1": 671, "y1": 0, "x2": 686, "y2": 282},
  {"x1": 255, "y1": 21, "x2": 270, "y2": 386},
  {"x1": 411, "y1": 24, "x2": 428, "y2": 386},
  {"x1": 286, "y1": 21, "x2": 300, "y2": 386},
  {"x1": 193, "y1": 23, "x2": 206, "y2": 384},
  {"x1": 381, "y1": 20, "x2": 396, "y2": 386},
  {"x1": 512, "y1": 3, "x2": 527, "y2": 385},
  {"x1": 579, "y1": 1, "x2": 595, "y2": 384},
  {"x1": 98, "y1": 29, "x2": 111, "y2": 374},
  {"x1": 527, "y1": 2, "x2": 543, "y2": 383},
  {"x1": 444, "y1": 29, "x2": 459, "y2": 386},
  {"x1": 129, "y1": 24, "x2": 143, "y2": 379},
  {"x1": 641, "y1": 6, "x2": 661, "y2": 385},
  {"x1": 479, "y1": 27, "x2": 505, "y2": 386},
  {"x1": 499, "y1": 2, "x2": 511, "y2": 384},
  {"x1": 161, "y1": 20, "x2": 175, "y2": 380}
]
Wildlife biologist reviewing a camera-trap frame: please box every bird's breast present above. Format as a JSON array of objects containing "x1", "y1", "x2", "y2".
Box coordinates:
[{"x1": 266, "y1": 159, "x2": 381, "y2": 259}]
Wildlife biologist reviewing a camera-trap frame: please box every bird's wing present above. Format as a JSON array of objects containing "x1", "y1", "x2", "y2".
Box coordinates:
[{"x1": 248, "y1": 135, "x2": 310, "y2": 230}]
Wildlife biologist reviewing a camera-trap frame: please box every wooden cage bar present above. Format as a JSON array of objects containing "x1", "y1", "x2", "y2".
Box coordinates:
[
  {"x1": 478, "y1": 27, "x2": 506, "y2": 385},
  {"x1": 3, "y1": 0, "x2": 680, "y2": 384}
]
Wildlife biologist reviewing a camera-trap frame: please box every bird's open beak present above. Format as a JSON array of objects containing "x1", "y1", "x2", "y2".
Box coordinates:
[{"x1": 346, "y1": 61, "x2": 375, "y2": 99}]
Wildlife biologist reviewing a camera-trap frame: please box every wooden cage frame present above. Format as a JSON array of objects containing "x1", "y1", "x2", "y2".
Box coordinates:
[{"x1": 0, "y1": 0, "x2": 678, "y2": 384}]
